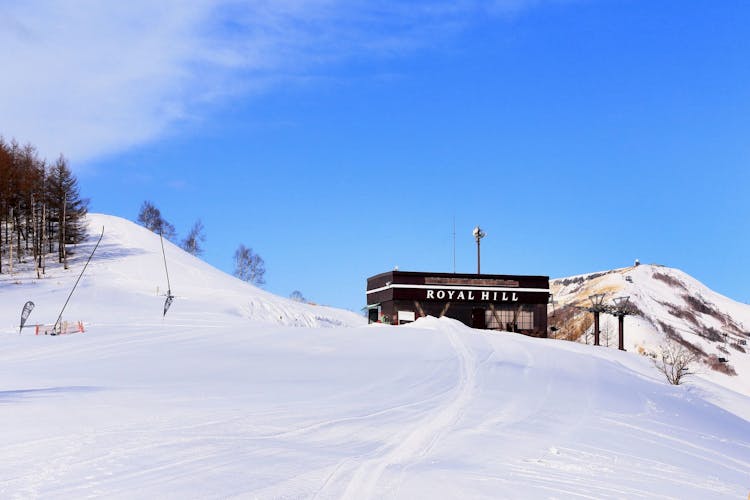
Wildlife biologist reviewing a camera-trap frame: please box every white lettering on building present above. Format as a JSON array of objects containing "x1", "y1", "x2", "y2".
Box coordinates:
[{"x1": 424, "y1": 288, "x2": 526, "y2": 302}]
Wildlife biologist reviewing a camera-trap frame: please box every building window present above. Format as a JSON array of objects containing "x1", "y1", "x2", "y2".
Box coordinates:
[
  {"x1": 486, "y1": 306, "x2": 534, "y2": 331},
  {"x1": 397, "y1": 310, "x2": 416, "y2": 325},
  {"x1": 517, "y1": 309, "x2": 534, "y2": 330},
  {"x1": 486, "y1": 307, "x2": 509, "y2": 329}
]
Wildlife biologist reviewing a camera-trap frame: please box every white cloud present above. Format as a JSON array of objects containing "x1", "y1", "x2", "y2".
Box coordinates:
[
  {"x1": 1, "y1": 1, "x2": 211, "y2": 163},
  {"x1": 0, "y1": 0, "x2": 546, "y2": 166}
]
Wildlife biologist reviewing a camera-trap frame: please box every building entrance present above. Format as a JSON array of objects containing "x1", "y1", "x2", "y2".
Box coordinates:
[{"x1": 471, "y1": 308, "x2": 486, "y2": 329}]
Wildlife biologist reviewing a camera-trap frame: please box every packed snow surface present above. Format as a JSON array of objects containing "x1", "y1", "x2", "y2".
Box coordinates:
[{"x1": 1, "y1": 215, "x2": 749, "y2": 498}]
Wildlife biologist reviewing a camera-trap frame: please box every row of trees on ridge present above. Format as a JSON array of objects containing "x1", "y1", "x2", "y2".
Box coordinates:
[{"x1": 0, "y1": 137, "x2": 88, "y2": 276}]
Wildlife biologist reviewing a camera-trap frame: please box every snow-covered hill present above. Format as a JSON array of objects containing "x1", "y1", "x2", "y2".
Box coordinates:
[
  {"x1": 0, "y1": 214, "x2": 365, "y2": 333},
  {"x1": 550, "y1": 265, "x2": 750, "y2": 397},
  {"x1": 1, "y1": 217, "x2": 749, "y2": 498}
]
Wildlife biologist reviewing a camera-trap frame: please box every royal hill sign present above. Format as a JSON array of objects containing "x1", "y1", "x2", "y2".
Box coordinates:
[
  {"x1": 425, "y1": 289, "x2": 519, "y2": 302},
  {"x1": 366, "y1": 281, "x2": 549, "y2": 305}
]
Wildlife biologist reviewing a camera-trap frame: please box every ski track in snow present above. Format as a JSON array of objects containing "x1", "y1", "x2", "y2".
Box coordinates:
[
  {"x1": 502, "y1": 426, "x2": 744, "y2": 499},
  {"x1": 331, "y1": 321, "x2": 479, "y2": 499}
]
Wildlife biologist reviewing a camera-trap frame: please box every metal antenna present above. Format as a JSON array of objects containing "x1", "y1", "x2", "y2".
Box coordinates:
[
  {"x1": 452, "y1": 217, "x2": 456, "y2": 273},
  {"x1": 472, "y1": 225, "x2": 486, "y2": 275},
  {"x1": 53, "y1": 226, "x2": 104, "y2": 334}
]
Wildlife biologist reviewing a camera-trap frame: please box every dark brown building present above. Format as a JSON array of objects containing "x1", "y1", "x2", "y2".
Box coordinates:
[{"x1": 366, "y1": 270, "x2": 550, "y2": 337}]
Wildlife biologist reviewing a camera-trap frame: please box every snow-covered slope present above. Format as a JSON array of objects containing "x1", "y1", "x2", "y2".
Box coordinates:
[
  {"x1": 1, "y1": 218, "x2": 749, "y2": 498},
  {"x1": 550, "y1": 264, "x2": 750, "y2": 396},
  {"x1": 0, "y1": 213, "x2": 365, "y2": 332}
]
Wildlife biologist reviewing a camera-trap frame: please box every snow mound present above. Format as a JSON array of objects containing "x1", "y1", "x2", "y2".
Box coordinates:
[{"x1": 0, "y1": 316, "x2": 748, "y2": 498}]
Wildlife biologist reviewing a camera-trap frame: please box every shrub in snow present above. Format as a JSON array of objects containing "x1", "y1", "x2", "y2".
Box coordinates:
[{"x1": 657, "y1": 339, "x2": 698, "y2": 385}]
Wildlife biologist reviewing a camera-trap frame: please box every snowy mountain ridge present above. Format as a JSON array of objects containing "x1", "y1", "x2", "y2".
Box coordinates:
[{"x1": 551, "y1": 263, "x2": 750, "y2": 396}]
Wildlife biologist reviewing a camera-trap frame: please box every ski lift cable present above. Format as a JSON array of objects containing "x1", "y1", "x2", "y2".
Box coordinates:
[
  {"x1": 53, "y1": 226, "x2": 104, "y2": 334},
  {"x1": 160, "y1": 231, "x2": 175, "y2": 317},
  {"x1": 160, "y1": 231, "x2": 172, "y2": 294}
]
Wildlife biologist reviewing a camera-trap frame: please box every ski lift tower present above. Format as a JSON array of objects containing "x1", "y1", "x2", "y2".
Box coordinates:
[
  {"x1": 473, "y1": 226, "x2": 486, "y2": 275},
  {"x1": 587, "y1": 293, "x2": 607, "y2": 346},
  {"x1": 611, "y1": 296, "x2": 635, "y2": 351}
]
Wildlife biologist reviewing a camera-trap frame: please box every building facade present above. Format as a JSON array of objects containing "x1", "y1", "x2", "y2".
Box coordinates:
[{"x1": 366, "y1": 271, "x2": 550, "y2": 338}]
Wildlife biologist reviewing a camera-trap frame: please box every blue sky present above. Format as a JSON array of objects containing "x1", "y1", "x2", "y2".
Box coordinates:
[{"x1": 2, "y1": 1, "x2": 748, "y2": 311}]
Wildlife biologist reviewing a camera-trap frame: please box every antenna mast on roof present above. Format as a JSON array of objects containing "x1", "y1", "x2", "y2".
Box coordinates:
[
  {"x1": 452, "y1": 217, "x2": 456, "y2": 273},
  {"x1": 472, "y1": 225, "x2": 486, "y2": 275}
]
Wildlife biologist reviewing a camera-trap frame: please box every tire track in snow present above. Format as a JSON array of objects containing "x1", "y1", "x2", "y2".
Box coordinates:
[{"x1": 338, "y1": 322, "x2": 477, "y2": 499}]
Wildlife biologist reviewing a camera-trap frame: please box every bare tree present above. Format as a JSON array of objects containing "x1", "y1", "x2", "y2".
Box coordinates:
[
  {"x1": 602, "y1": 317, "x2": 612, "y2": 347},
  {"x1": 181, "y1": 219, "x2": 206, "y2": 256},
  {"x1": 233, "y1": 244, "x2": 266, "y2": 286},
  {"x1": 137, "y1": 201, "x2": 176, "y2": 240},
  {"x1": 289, "y1": 290, "x2": 306, "y2": 302},
  {"x1": 657, "y1": 339, "x2": 698, "y2": 385}
]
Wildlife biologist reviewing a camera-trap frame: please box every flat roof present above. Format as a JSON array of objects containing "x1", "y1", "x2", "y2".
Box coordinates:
[{"x1": 367, "y1": 270, "x2": 550, "y2": 281}]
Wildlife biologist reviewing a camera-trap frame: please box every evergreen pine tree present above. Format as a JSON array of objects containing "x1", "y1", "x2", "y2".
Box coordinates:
[{"x1": 48, "y1": 155, "x2": 89, "y2": 262}]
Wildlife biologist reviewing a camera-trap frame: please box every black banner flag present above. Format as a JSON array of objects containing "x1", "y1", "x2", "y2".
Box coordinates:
[
  {"x1": 20, "y1": 301, "x2": 35, "y2": 333},
  {"x1": 163, "y1": 293, "x2": 174, "y2": 317}
]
